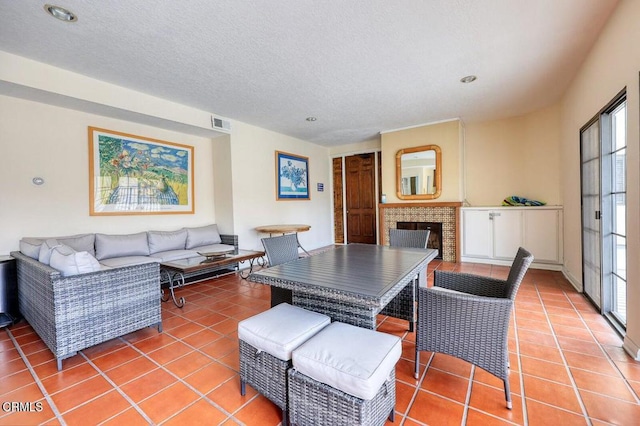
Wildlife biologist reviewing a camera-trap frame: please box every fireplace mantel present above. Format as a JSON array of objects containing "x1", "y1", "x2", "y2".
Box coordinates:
[{"x1": 379, "y1": 202, "x2": 462, "y2": 262}]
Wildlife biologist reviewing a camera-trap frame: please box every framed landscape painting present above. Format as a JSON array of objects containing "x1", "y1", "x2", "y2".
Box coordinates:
[
  {"x1": 88, "y1": 127, "x2": 195, "y2": 215},
  {"x1": 275, "y1": 150, "x2": 310, "y2": 200}
]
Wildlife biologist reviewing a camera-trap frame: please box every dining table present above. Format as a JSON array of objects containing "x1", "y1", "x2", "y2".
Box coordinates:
[{"x1": 248, "y1": 244, "x2": 438, "y2": 329}]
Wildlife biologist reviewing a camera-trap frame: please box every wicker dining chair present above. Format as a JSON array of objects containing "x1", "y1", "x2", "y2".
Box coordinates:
[
  {"x1": 261, "y1": 234, "x2": 299, "y2": 307},
  {"x1": 382, "y1": 229, "x2": 431, "y2": 332},
  {"x1": 389, "y1": 228, "x2": 430, "y2": 249},
  {"x1": 414, "y1": 247, "x2": 534, "y2": 409}
]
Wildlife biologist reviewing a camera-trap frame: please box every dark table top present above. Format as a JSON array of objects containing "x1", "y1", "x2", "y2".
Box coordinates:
[{"x1": 249, "y1": 244, "x2": 437, "y2": 304}]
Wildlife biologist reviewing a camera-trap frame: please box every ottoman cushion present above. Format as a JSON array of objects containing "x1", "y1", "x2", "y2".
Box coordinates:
[
  {"x1": 238, "y1": 303, "x2": 330, "y2": 361},
  {"x1": 292, "y1": 322, "x2": 401, "y2": 400}
]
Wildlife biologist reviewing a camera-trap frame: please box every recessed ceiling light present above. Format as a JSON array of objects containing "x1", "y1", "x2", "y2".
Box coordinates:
[
  {"x1": 44, "y1": 4, "x2": 77, "y2": 22},
  {"x1": 306, "y1": 117, "x2": 317, "y2": 122},
  {"x1": 460, "y1": 75, "x2": 477, "y2": 83}
]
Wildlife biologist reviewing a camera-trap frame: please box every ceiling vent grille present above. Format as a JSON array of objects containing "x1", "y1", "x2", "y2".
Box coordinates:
[{"x1": 211, "y1": 115, "x2": 231, "y2": 133}]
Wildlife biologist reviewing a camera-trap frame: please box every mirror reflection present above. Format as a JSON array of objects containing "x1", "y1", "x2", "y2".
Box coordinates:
[{"x1": 396, "y1": 145, "x2": 441, "y2": 200}]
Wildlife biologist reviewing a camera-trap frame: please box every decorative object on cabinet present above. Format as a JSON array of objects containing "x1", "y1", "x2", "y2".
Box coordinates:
[
  {"x1": 502, "y1": 195, "x2": 546, "y2": 206},
  {"x1": 88, "y1": 127, "x2": 194, "y2": 215}
]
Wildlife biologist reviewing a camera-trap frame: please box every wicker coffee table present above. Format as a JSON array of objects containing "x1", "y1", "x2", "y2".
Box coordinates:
[{"x1": 161, "y1": 250, "x2": 265, "y2": 307}]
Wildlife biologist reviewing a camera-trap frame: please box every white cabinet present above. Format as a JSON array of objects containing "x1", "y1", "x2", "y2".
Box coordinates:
[
  {"x1": 523, "y1": 209, "x2": 561, "y2": 263},
  {"x1": 461, "y1": 207, "x2": 562, "y2": 269}
]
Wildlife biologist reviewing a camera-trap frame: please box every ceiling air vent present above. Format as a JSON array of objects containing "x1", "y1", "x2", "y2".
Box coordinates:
[{"x1": 211, "y1": 115, "x2": 231, "y2": 133}]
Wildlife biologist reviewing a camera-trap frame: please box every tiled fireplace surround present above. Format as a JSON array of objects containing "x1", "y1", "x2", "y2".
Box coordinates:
[{"x1": 379, "y1": 202, "x2": 462, "y2": 262}]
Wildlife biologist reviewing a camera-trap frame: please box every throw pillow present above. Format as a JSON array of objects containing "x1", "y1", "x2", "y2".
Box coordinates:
[
  {"x1": 38, "y1": 239, "x2": 61, "y2": 265},
  {"x1": 185, "y1": 224, "x2": 222, "y2": 249},
  {"x1": 49, "y1": 244, "x2": 101, "y2": 277}
]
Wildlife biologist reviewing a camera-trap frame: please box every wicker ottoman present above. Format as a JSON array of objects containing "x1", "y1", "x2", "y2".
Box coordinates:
[
  {"x1": 238, "y1": 303, "x2": 330, "y2": 425},
  {"x1": 289, "y1": 322, "x2": 402, "y2": 426}
]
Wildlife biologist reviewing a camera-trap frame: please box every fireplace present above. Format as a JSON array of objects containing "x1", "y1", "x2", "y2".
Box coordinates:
[
  {"x1": 397, "y1": 221, "x2": 443, "y2": 259},
  {"x1": 379, "y1": 202, "x2": 461, "y2": 262}
]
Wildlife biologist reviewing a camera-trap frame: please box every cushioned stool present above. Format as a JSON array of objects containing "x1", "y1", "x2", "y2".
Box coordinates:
[
  {"x1": 238, "y1": 303, "x2": 331, "y2": 426},
  {"x1": 288, "y1": 322, "x2": 402, "y2": 426}
]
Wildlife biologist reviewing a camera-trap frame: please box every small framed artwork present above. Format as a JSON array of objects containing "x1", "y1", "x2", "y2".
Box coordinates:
[
  {"x1": 88, "y1": 127, "x2": 195, "y2": 215},
  {"x1": 275, "y1": 150, "x2": 310, "y2": 200}
]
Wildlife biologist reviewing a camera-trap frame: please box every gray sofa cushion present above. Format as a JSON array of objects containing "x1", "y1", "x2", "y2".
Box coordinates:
[
  {"x1": 99, "y1": 256, "x2": 159, "y2": 268},
  {"x1": 191, "y1": 243, "x2": 236, "y2": 254},
  {"x1": 148, "y1": 229, "x2": 188, "y2": 254},
  {"x1": 185, "y1": 225, "x2": 222, "y2": 249},
  {"x1": 95, "y1": 232, "x2": 150, "y2": 260},
  {"x1": 149, "y1": 249, "x2": 196, "y2": 262},
  {"x1": 49, "y1": 244, "x2": 101, "y2": 277},
  {"x1": 20, "y1": 238, "x2": 44, "y2": 259},
  {"x1": 58, "y1": 234, "x2": 96, "y2": 256},
  {"x1": 21, "y1": 233, "x2": 96, "y2": 259}
]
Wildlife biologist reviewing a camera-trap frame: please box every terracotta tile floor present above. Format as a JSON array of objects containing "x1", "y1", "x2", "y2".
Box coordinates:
[{"x1": 2, "y1": 258, "x2": 640, "y2": 425}]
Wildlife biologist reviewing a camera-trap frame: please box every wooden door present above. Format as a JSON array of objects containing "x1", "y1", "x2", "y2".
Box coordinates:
[{"x1": 345, "y1": 153, "x2": 376, "y2": 244}]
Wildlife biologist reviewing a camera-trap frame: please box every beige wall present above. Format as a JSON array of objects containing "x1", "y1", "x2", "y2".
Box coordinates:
[
  {"x1": 328, "y1": 138, "x2": 381, "y2": 157},
  {"x1": 0, "y1": 53, "x2": 333, "y2": 257},
  {"x1": 381, "y1": 120, "x2": 462, "y2": 203},
  {"x1": 0, "y1": 95, "x2": 217, "y2": 254},
  {"x1": 559, "y1": 0, "x2": 640, "y2": 357},
  {"x1": 229, "y1": 122, "x2": 333, "y2": 253},
  {"x1": 464, "y1": 104, "x2": 562, "y2": 206}
]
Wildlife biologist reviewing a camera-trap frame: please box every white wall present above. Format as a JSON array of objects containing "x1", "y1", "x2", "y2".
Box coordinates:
[
  {"x1": 0, "y1": 95, "x2": 217, "y2": 254},
  {"x1": 559, "y1": 0, "x2": 640, "y2": 357},
  {"x1": 229, "y1": 122, "x2": 333, "y2": 252}
]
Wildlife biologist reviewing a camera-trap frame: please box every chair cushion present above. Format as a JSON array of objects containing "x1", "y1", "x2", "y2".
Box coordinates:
[
  {"x1": 238, "y1": 303, "x2": 330, "y2": 361},
  {"x1": 95, "y1": 232, "x2": 150, "y2": 260},
  {"x1": 292, "y1": 322, "x2": 402, "y2": 400},
  {"x1": 148, "y1": 229, "x2": 188, "y2": 254},
  {"x1": 49, "y1": 244, "x2": 101, "y2": 277},
  {"x1": 185, "y1": 224, "x2": 222, "y2": 249}
]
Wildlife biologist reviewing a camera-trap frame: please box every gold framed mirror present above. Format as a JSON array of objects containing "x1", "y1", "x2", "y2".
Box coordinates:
[{"x1": 396, "y1": 144, "x2": 442, "y2": 200}]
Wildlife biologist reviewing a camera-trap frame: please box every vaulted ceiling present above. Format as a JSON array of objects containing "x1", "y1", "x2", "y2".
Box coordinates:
[{"x1": 0, "y1": 1, "x2": 619, "y2": 146}]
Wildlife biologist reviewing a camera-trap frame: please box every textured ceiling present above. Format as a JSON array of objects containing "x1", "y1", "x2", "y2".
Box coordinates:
[{"x1": 0, "y1": 0, "x2": 619, "y2": 146}]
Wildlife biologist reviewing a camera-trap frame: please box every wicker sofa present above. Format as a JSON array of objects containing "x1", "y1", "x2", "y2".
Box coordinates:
[
  {"x1": 11, "y1": 224, "x2": 239, "y2": 370},
  {"x1": 11, "y1": 251, "x2": 161, "y2": 370}
]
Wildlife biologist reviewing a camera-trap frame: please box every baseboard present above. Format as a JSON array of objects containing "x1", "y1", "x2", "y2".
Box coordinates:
[
  {"x1": 623, "y1": 336, "x2": 640, "y2": 361},
  {"x1": 562, "y1": 267, "x2": 582, "y2": 292},
  {"x1": 460, "y1": 256, "x2": 562, "y2": 271}
]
